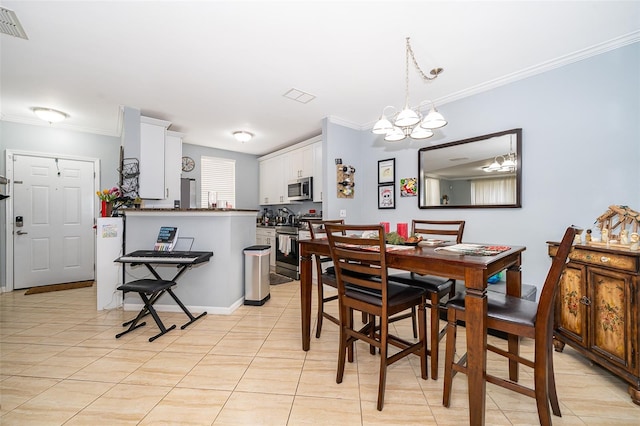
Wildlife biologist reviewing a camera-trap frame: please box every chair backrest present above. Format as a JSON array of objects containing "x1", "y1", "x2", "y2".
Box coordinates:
[
  {"x1": 536, "y1": 226, "x2": 578, "y2": 335},
  {"x1": 412, "y1": 220, "x2": 465, "y2": 243},
  {"x1": 305, "y1": 219, "x2": 344, "y2": 239},
  {"x1": 324, "y1": 223, "x2": 388, "y2": 299}
]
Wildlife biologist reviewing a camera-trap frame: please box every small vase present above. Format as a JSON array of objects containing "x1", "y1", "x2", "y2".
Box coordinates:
[{"x1": 101, "y1": 200, "x2": 113, "y2": 217}]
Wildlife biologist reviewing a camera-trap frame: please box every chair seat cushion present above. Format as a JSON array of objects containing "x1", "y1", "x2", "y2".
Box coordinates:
[
  {"x1": 325, "y1": 266, "x2": 375, "y2": 280},
  {"x1": 346, "y1": 282, "x2": 426, "y2": 308},
  {"x1": 447, "y1": 292, "x2": 538, "y2": 328},
  {"x1": 118, "y1": 279, "x2": 175, "y2": 294},
  {"x1": 388, "y1": 272, "x2": 454, "y2": 294}
]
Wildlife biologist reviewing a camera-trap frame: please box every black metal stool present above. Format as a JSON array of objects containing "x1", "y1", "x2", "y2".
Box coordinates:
[{"x1": 116, "y1": 278, "x2": 202, "y2": 342}]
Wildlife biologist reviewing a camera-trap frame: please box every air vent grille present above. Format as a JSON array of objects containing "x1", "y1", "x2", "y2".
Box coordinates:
[
  {"x1": 0, "y1": 7, "x2": 28, "y2": 40},
  {"x1": 283, "y1": 88, "x2": 316, "y2": 104}
]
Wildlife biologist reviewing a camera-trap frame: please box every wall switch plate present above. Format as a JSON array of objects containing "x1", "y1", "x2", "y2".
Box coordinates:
[{"x1": 339, "y1": 209, "x2": 347, "y2": 218}]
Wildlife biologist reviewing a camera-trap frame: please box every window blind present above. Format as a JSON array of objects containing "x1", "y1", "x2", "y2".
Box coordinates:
[{"x1": 200, "y1": 156, "x2": 236, "y2": 208}]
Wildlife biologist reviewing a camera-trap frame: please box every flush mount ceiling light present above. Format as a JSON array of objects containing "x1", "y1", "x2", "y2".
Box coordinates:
[
  {"x1": 233, "y1": 131, "x2": 253, "y2": 143},
  {"x1": 372, "y1": 37, "x2": 447, "y2": 142},
  {"x1": 32, "y1": 107, "x2": 69, "y2": 123}
]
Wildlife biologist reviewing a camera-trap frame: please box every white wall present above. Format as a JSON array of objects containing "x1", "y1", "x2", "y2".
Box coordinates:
[{"x1": 322, "y1": 42, "x2": 640, "y2": 289}]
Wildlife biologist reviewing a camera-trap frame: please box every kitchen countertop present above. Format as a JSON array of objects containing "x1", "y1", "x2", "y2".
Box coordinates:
[{"x1": 134, "y1": 208, "x2": 258, "y2": 212}]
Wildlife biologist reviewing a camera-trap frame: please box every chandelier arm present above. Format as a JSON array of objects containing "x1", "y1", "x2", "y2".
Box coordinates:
[
  {"x1": 405, "y1": 37, "x2": 411, "y2": 106},
  {"x1": 406, "y1": 37, "x2": 439, "y2": 81}
]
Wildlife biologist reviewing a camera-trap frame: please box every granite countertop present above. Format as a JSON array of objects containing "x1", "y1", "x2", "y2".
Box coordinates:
[{"x1": 134, "y1": 208, "x2": 258, "y2": 213}]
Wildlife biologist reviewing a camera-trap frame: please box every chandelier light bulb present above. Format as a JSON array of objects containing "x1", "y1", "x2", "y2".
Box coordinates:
[
  {"x1": 421, "y1": 107, "x2": 447, "y2": 129},
  {"x1": 372, "y1": 116, "x2": 393, "y2": 134},
  {"x1": 384, "y1": 127, "x2": 406, "y2": 142}
]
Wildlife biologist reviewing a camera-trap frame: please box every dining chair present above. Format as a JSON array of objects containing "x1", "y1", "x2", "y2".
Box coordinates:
[
  {"x1": 442, "y1": 226, "x2": 578, "y2": 426},
  {"x1": 324, "y1": 223, "x2": 428, "y2": 411},
  {"x1": 387, "y1": 219, "x2": 465, "y2": 379},
  {"x1": 304, "y1": 219, "x2": 344, "y2": 338}
]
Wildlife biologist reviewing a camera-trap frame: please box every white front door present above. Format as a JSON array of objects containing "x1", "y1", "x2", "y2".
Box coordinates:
[{"x1": 13, "y1": 154, "x2": 96, "y2": 289}]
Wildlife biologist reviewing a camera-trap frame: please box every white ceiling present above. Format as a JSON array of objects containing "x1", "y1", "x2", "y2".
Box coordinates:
[{"x1": 2, "y1": 1, "x2": 639, "y2": 156}]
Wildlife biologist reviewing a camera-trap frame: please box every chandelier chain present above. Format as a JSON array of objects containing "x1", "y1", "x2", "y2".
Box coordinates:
[{"x1": 406, "y1": 37, "x2": 439, "y2": 82}]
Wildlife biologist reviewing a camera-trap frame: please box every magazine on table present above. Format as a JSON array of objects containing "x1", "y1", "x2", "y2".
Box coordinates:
[{"x1": 435, "y1": 243, "x2": 510, "y2": 256}]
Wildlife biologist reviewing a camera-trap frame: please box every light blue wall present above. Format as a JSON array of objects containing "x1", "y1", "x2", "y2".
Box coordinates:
[
  {"x1": 323, "y1": 42, "x2": 640, "y2": 288},
  {"x1": 0, "y1": 122, "x2": 122, "y2": 289},
  {"x1": 181, "y1": 143, "x2": 260, "y2": 210},
  {"x1": 2, "y1": 43, "x2": 638, "y2": 292},
  {"x1": 0, "y1": 121, "x2": 121, "y2": 185},
  {"x1": 0, "y1": 122, "x2": 260, "y2": 289}
]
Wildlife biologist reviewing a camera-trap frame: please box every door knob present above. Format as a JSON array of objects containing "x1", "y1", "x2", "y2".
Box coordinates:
[{"x1": 16, "y1": 230, "x2": 28, "y2": 235}]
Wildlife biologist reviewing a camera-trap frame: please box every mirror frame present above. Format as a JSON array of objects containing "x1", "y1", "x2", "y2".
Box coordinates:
[{"x1": 418, "y1": 128, "x2": 522, "y2": 209}]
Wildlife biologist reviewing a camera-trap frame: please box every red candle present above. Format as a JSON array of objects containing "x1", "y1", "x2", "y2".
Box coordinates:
[
  {"x1": 397, "y1": 223, "x2": 408, "y2": 239},
  {"x1": 380, "y1": 222, "x2": 390, "y2": 233}
]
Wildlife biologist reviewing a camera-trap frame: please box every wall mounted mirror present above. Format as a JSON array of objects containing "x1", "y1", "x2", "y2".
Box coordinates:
[{"x1": 419, "y1": 128, "x2": 522, "y2": 209}]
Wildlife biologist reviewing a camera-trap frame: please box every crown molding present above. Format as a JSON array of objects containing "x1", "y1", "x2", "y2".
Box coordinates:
[{"x1": 435, "y1": 31, "x2": 640, "y2": 106}]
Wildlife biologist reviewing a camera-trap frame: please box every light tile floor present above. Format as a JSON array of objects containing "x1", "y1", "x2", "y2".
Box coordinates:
[{"x1": 1, "y1": 282, "x2": 638, "y2": 425}]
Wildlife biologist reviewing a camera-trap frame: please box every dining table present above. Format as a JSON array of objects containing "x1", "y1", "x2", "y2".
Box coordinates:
[{"x1": 298, "y1": 237, "x2": 525, "y2": 426}]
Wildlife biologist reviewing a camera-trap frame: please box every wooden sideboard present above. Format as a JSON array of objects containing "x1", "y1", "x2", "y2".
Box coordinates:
[{"x1": 548, "y1": 242, "x2": 639, "y2": 405}]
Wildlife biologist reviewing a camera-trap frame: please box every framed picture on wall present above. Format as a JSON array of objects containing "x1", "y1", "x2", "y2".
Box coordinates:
[
  {"x1": 378, "y1": 184, "x2": 395, "y2": 209},
  {"x1": 378, "y1": 158, "x2": 395, "y2": 184}
]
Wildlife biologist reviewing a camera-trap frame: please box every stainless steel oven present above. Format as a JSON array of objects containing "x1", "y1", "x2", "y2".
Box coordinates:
[{"x1": 275, "y1": 226, "x2": 299, "y2": 280}]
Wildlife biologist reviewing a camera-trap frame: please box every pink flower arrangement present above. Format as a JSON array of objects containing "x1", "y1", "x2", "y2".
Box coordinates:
[{"x1": 96, "y1": 187, "x2": 120, "y2": 202}]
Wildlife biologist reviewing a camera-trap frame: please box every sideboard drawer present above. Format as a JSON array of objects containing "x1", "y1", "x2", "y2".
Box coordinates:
[{"x1": 548, "y1": 246, "x2": 638, "y2": 272}]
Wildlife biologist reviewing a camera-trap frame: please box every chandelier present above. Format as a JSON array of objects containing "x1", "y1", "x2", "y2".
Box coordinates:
[
  {"x1": 482, "y1": 153, "x2": 517, "y2": 173},
  {"x1": 372, "y1": 37, "x2": 447, "y2": 142},
  {"x1": 483, "y1": 135, "x2": 517, "y2": 172}
]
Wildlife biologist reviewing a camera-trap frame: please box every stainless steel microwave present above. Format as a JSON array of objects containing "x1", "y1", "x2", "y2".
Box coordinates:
[{"x1": 288, "y1": 177, "x2": 313, "y2": 201}]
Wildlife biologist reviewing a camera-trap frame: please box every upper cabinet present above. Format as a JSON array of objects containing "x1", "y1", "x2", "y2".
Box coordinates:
[
  {"x1": 259, "y1": 155, "x2": 286, "y2": 205},
  {"x1": 312, "y1": 142, "x2": 323, "y2": 202},
  {"x1": 258, "y1": 136, "x2": 323, "y2": 205},
  {"x1": 144, "y1": 130, "x2": 183, "y2": 207},
  {"x1": 139, "y1": 117, "x2": 171, "y2": 199},
  {"x1": 121, "y1": 106, "x2": 175, "y2": 201},
  {"x1": 287, "y1": 144, "x2": 314, "y2": 181}
]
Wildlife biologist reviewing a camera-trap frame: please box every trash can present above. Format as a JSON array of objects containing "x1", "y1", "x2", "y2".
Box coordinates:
[{"x1": 243, "y1": 245, "x2": 271, "y2": 306}]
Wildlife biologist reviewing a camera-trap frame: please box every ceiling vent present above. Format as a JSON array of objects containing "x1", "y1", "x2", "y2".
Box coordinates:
[
  {"x1": 283, "y1": 88, "x2": 316, "y2": 104},
  {"x1": 0, "y1": 7, "x2": 28, "y2": 40}
]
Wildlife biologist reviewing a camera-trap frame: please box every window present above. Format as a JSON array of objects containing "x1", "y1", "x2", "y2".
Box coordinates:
[
  {"x1": 470, "y1": 177, "x2": 516, "y2": 205},
  {"x1": 200, "y1": 156, "x2": 236, "y2": 208}
]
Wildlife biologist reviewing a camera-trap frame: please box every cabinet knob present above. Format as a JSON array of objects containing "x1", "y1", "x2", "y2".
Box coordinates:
[
  {"x1": 579, "y1": 296, "x2": 591, "y2": 306},
  {"x1": 600, "y1": 256, "x2": 610, "y2": 263}
]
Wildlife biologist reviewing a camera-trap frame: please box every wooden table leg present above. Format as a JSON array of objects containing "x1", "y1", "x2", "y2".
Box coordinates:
[
  {"x1": 300, "y1": 253, "x2": 312, "y2": 351},
  {"x1": 506, "y1": 262, "x2": 522, "y2": 382},
  {"x1": 465, "y1": 268, "x2": 488, "y2": 426}
]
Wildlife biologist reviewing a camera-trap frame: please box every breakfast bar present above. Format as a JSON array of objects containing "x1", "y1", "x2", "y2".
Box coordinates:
[{"x1": 122, "y1": 208, "x2": 257, "y2": 314}]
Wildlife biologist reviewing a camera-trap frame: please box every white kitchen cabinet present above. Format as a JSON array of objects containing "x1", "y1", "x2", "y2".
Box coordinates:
[
  {"x1": 256, "y1": 227, "x2": 276, "y2": 270},
  {"x1": 287, "y1": 144, "x2": 314, "y2": 181},
  {"x1": 312, "y1": 141, "x2": 323, "y2": 202},
  {"x1": 258, "y1": 135, "x2": 322, "y2": 206},
  {"x1": 259, "y1": 156, "x2": 286, "y2": 205},
  {"x1": 137, "y1": 116, "x2": 171, "y2": 199},
  {"x1": 144, "y1": 130, "x2": 183, "y2": 208}
]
